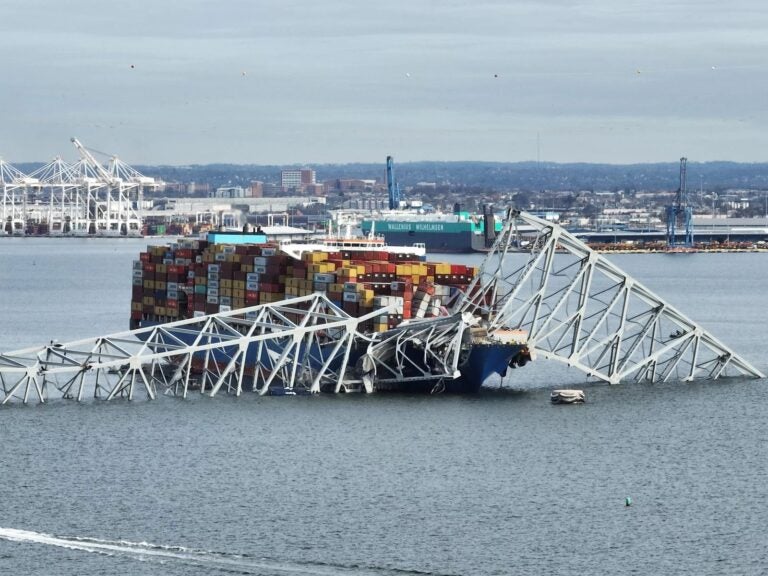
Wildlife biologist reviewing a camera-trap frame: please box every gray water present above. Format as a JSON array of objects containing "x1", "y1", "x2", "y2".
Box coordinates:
[{"x1": 0, "y1": 239, "x2": 766, "y2": 576}]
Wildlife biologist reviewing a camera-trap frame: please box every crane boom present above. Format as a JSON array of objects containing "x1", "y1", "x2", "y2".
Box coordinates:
[
  {"x1": 71, "y1": 137, "x2": 115, "y2": 185},
  {"x1": 386, "y1": 156, "x2": 400, "y2": 210}
]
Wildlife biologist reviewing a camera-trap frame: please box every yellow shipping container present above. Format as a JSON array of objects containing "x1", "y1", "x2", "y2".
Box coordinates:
[{"x1": 303, "y1": 252, "x2": 327, "y2": 263}]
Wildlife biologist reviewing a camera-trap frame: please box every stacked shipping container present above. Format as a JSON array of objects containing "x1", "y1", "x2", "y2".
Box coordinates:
[{"x1": 130, "y1": 238, "x2": 477, "y2": 333}]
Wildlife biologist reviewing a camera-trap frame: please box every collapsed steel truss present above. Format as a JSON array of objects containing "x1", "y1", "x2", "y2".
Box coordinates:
[
  {"x1": 457, "y1": 210, "x2": 764, "y2": 384},
  {"x1": 0, "y1": 291, "x2": 479, "y2": 404},
  {"x1": 0, "y1": 211, "x2": 762, "y2": 405},
  {"x1": 0, "y1": 294, "x2": 376, "y2": 404}
]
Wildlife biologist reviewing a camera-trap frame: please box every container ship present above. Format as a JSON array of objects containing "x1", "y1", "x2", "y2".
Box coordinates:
[
  {"x1": 356, "y1": 156, "x2": 501, "y2": 253},
  {"x1": 360, "y1": 208, "x2": 500, "y2": 253},
  {"x1": 129, "y1": 230, "x2": 529, "y2": 393}
]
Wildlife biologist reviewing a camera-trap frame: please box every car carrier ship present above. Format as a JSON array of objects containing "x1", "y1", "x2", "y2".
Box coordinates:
[{"x1": 129, "y1": 229, "x2": 530, "y2": 393}]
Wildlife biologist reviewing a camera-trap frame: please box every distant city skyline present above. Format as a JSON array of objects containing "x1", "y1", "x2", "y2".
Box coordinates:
[{"x1": 1, "y1": 1, "x2": 767, "y2": 166}]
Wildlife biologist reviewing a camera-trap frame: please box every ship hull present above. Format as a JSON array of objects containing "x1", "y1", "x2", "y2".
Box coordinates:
[
  {"x1": 366, "y1": 229, "x2": 477, "y2": 253},
  {"x1": 361, "y1": 220, "x2": 483, "y2": 253},
  {"x1": 371, "y1": 340, "x2": 528, "y2": 394},
  {"x1": 133, "y1": 318, "x2": 526, "y2": 394}
]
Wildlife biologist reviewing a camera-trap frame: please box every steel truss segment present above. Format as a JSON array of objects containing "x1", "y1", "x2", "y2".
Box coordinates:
[
  {"x1": 0, "y1": 293, "x2": 380, "y2": 404},
  {"x1": 357, "y1": 315, "x2": 470, "y2": 389},
  {"x1": 459, "y1": 210, "x2": 763, "y2": 384}
]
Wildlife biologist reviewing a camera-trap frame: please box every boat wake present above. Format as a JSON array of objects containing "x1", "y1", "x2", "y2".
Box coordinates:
[{"x1": 0, "y1": 527, "x2": 453, "y2": 576}]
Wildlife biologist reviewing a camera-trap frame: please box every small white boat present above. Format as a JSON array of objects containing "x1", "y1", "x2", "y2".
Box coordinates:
[{"x1": 550, "y1": 389, "x2": 585, "y2": 404}]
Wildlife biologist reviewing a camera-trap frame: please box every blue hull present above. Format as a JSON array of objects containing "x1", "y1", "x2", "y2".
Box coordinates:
[{"x1": 135, "y1": 318, "x2": 527, "y2": 394}]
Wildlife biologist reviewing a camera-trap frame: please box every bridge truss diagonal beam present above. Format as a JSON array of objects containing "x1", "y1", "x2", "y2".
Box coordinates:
[{"x1": 457, "y1": 210, "x2": 764, "y2": 385}]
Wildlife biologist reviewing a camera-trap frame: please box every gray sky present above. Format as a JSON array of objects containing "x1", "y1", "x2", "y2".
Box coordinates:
[{"x1": 1, "y1": 0, "x2": 767, "y2": 165}]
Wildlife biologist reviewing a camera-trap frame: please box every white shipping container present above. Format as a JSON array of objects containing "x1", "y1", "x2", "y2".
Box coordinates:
[
  {"x1": 374, "y1": 296, "x2": 390, "y2": 307},
  {"x1": 253, "y1": 256, "x2": 268, "y2": 266},
  {"x1": 343, "y1": 292, "x2": 360, "y2": 302}
]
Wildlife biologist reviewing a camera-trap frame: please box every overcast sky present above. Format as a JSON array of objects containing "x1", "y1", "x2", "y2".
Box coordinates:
[{"x1": 1, "y1": 0, "x2": 767, "y2": 166}]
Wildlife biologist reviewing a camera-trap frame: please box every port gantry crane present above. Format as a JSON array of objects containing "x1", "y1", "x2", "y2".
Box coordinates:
[
  {"x1": 70, "y1": 137, "x2": 154, "y2": 235},
  {"x1": 666, "y1": 157, "x2": 694, "y2": 249},
  {"x1": 0, "y1": 139, "x2": 154, "y2": 236}
]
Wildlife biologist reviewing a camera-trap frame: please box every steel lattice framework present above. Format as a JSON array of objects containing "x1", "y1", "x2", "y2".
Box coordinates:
[
  {"x1": 0, "y1": 210, "x2": 762, "y2": 405},
  {"x1": 0, "y1": 291, "x2": 483, "y2": 404},
  {"x1": 0, "y1": 139, "x2": 157, "y2": 236},
  {"x1": 0, "y1": 294, "x2": 382, "y2": 404},
  {"x1": 457, "y1": 210, "x2": 764, "y2": 384}
]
